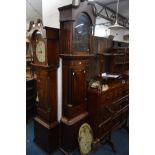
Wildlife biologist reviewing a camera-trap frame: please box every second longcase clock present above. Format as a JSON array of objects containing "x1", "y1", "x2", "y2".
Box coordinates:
[{"x1": 29, "y1": 20, "x2": 59, "y2": 153}]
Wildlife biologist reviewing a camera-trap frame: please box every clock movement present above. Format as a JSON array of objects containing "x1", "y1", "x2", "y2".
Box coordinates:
[
  {"x1": 58, "y1": 1, "x2": 95, "y2": 154},
  {"x1": 29, "y1": 20, "x2": 59, "y2": 153}
]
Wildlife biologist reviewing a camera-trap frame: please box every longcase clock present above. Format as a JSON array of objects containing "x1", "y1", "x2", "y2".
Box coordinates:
[
  {"x1": 29, "y1": 20, "x2": 59, "y2": 153},
  {"x1": 58, "y1": 1, "x2": 95, "y2": 154}
]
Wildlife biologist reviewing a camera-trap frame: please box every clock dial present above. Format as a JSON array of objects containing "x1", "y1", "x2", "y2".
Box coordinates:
[
  {"x1": 78, "y1": 123, "x2": 93, "y2": 155},
  {"x1": 36, "y1": 40, "x2": 45, "y2": 63}
]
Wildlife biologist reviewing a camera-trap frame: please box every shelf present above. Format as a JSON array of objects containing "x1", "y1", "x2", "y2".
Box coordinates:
[{"x1": 104, "y1": 53, "x2": 125, "y2": 56}]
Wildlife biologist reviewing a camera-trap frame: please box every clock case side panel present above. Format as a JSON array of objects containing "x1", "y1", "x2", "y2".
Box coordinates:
[
  {"x1": 60, "y1": 21, "x2": 73, "y2": 55},
  {"x1": 45, "y1": 27, "x2": 59, "y2": 67}
]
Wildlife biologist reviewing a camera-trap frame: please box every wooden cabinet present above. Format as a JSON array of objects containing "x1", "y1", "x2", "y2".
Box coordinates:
[
  {"x1": 89, "y1": 37, "x2": 113, "y2": 78},
  {"x1": 93, "y1": 36, "x2": 113, "y2": 54},
  {"x1": 87, "y1": 78, "x2": 129, "y2": 142},
  {"x1": 104, "y1": 47, "x2": 129, "y2": 74}
]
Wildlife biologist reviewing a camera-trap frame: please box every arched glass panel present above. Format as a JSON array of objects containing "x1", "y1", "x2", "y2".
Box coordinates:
[{"x1": 73, "y1": 13, "x2": 92, "y2": 52}]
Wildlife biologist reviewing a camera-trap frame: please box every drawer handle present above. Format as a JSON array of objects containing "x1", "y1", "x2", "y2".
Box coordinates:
[{"x1": 79, "y1": 61, "x2": 82, "y2": 65}]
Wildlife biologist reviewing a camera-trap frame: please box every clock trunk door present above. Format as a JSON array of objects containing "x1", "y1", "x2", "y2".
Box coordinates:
[{"x1": 69, "y1": 68, "x2": 87, "y2": 106}]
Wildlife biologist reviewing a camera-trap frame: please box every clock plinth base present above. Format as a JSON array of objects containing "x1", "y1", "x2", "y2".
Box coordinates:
[
  {"x1": 34, "y1": 117, "x2": 59, "y2": 153},
  {"x1": 60, "y1": 112, "x2": 88, "y2": 154}
]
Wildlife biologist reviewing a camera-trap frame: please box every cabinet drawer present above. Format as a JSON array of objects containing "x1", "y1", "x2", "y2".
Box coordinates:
[{"x1": 105, "y1": 92, "x2": 113, "y2": 104}]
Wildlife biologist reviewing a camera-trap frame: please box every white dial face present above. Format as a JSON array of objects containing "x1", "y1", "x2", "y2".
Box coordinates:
[
  {"x1": 78, "y1": 123, "x2": 93, "y2": 155},
  {"x1": 36, "y1": 40, "x2": 45, "y2": 63}
]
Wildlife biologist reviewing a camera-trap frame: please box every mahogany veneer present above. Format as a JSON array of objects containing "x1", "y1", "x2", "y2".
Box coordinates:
[{"x1": 87, "y1": 77, "x2": 129, "y2": 144}]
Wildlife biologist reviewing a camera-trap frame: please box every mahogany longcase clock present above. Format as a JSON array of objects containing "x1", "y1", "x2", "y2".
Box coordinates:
[
  {"x1": 29, "y1": 20, "x2": 59, "y2": 153},
  {"x1": 58, "y1": 1, "x2": 95, "y2": 153}
]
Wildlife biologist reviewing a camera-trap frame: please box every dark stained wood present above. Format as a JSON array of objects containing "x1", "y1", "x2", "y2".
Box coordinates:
[
  {"x1": 60, "y1": 57, "x2": 90, "y2": 152},
  {"x1": 60, "y1": 112, "x2": 88, "y2": 153},
  {"x1": 34, "y1": 118, "x2": 59, "y2": 153},
  {"x1": 59, "y1": 1, "x2": 96, "y2": 153},
  {"x1": 104, "y1": 47, "x2": 129, "y2": 74},
  {"x1": 89, "y1": 37, "x2": 113, "y2": 78},
  {"x1": 88, "y1": 54, "x2": 105, "y2": 78},
  {"x1": 32, "y1": 66, "x2": 59, "y2": 153},
  {"x1": 59, "y1": 1, "x2": 95, "y2": 56},
  {"x1": 93, "y1": 36, "x2": 113, "y2": 54},
  {"x1": 29, "y1": 21, "x2": 59, "y2": 153},
  {"x1": 34, "y1": 67, "x2": 58, "y2": 123},
  {"x1": 87, "y1": 77, "x2": 129, "y2": 143}
]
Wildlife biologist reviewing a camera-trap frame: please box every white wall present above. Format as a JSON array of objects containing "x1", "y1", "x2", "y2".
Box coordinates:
[
  {"x1": 26, "y1": 0, "x2": 42, "y2": 29},
  {"x1": 42, "y1": 0, "x2": 72, "y2": 28}
]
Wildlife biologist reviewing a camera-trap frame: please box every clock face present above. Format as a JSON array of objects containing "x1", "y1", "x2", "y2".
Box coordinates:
[
  {"x1": 36, "y1": 40, "x2": 45, "y2": 63},
  {"x1": 78, "y1": 123, "x2": 93, "y2": 155},
  {"x1": 33, "y1": 31, "x2": 46, "y2": 63}
]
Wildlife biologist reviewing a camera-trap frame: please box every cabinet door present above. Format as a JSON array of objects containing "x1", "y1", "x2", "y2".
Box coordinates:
[{"x1": 69, "y1": 68, "x2": 87, "y2": 106}]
